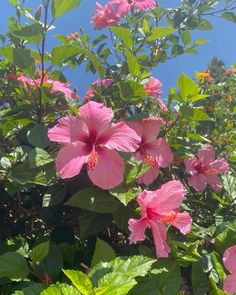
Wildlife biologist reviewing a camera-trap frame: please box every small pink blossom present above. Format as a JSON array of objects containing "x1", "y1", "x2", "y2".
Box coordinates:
[
  {"x1": 144, "y1": 77, "x2": 167, "y2": 111},
  {"x1": 84, "y1": 78, "x2": 113, "y2": 100},
  {"x1": 111, "y1": 0, "x2": 156, "y2": 15},
  {"x1": 15, "y1": 74, "x2": 78, "y2": 99},
  {"x1": 223, "y1": 245, "x2": 236, "y2": 294},
  {"x1": 91, "y1": 2, "x2": 121, "y2": 29},
  {"x1": 128, "y1": 180, "x2": 192, "y2": 258},
  {"x1": 127, "y1": 118, "x2": 173, "y2": 185},
  {"x1": 184, "y1": 145, "x2": 229, "y2": 192},
  {"x1": 48, "y1": 101, "x2": 141, "y2": 189}
]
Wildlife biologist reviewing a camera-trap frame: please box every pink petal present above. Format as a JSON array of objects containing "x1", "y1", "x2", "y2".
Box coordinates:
[
  {"x1": 198, "y1": 145, "x2": 215, "y2": 166},
  {"x1": 150, "y1": 180, "x2": 187, "y2": 215},
  {"x1": 136, "y1": 190, "x2": 156, "y2": 216},
  {"x1": 172, "y1": 212, "x2": 192, "y2": 235},
  {"x1": 188, "y1": 173, "x2": 207, "y2": 192},
  {"x1": 208, "y1": 158, "x2": 229, "y2": 174},
  {"x1": 127, "y1": 117, "x2": 164, "y2": 144},
  {"x1": 204, "y1": 174, "x2": 222, "y2": 192},
  {"x1": 48, "y1": 116, "x2": 88, "y2": 145},
  {"x1": 103, "y1": 122, "x2": 141, "y2": 152},
  {"x1": 128, "y1": 218, "x2": 149, "y2": 244},
  {"x1": 184, "y1": 157, "x2": 198, "y2": 175},
  {"x1": 224, "y1": 274, "x2": 236, "y2": 295},
  {"x1": 223, "y1": 245, "x2": 236, "y2": 273},
  {"x1": 149, "y1": 220, "x2": 170, "y2": 258},
  {"x1": 56, "y1": 142, "x2": 89, "y2": 179},
  {"x1": 87, "y1": 147, "x2": 124, "y2": 189},
  {"x1": 144, "y1": 77, "x2": 162, "y2": 98},
  {"x1": 153, "y1": 138, "x2": 173, "y2": 168},
  {"x1": 137, "y1": 166, "x2": 160, "y2": 185},
  {"x1": 133, "y1": 0, "x2": 156, "y2": 11},
  {"x1": 79, "y1": 101, "x2": 114, "y2": 134}
]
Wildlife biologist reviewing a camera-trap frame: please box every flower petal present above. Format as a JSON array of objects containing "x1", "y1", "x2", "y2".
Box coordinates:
[
  {"x1": 127, "y1": 117, "x2": 164, "y2": 144},
  {"x1": 149, "y1": 220, "x2": 170, "y2": 258},
  {"x1": 223, "y1": 245, "x2": 236, "y2": 273},
  {"x1": 87, "y1": 147, "x2": 124, "y2": 189},
  {"x1": 137, "y1": 166, "x2": 160, "y2": 185},
  {"x1": 48, "y1": 116, "x2": 88, "y2": 144},
  {"x1": 79, "y1": 101, "x2": 114, "y2": 135},
  {"x1": 152, "y1": 138, "x2": 173, "y2": 168},
  {"x1": 128, "y1": 218, "x2": 149, "y2": 244},
  {"x1": 188, "y1": 173, "x2": 207, "y2": 192},
  {"x1": 224, "y1": 274, "x2": 236, "y2": 295},
  {"x1": 198, "y1": 145, "x2": 215, "y2": 166},
  {"x1": 184, "y1": 157, "x2": 199, "y2": 175},
  {"x1": 208, "y1": 158, "x2": 229, "y2": 174},
  {"x1": 103, "y1": 122, "x2": 141, "y2": 152},
  {"x1": 204, "y1": 174, "x2": 222, "y2": 192},
  {"x1": 150, "y1": 180, "x2": 187, "y2": 215},
  {"x1": 56, "y1": 142, "x2": 89, "y2": 179},
  {"x1": 172, "y1": 212, "x2": 192, "y2": 235}
]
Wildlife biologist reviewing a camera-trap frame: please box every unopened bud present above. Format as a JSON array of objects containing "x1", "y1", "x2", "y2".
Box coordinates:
[{"x1": 34, "y1": 5, "x2": 42, "y2": 21}]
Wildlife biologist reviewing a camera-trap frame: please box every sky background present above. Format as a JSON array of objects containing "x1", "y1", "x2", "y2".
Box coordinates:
[{"x1": 1, "y1": 0, "x2": 236, "y2": 98}]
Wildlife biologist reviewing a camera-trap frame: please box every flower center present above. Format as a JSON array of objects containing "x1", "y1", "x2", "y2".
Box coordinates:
[
  {"x1": 87, "y1": 146, "x2": 99, "y2": 171},
  {"x1": 159, "y1": 210, "x2": 179, "y2": 224},
  {"x1": 194, "y1": 162, "x2": 206, "y2": 173},
  {"x1": 144, "y1": 154, "x2": 157, "y2": 167}
]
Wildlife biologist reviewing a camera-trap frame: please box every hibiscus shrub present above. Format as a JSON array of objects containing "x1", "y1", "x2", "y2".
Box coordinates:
[{"x1": 0, "y1": 0, "x2": 236, "y2": 294}]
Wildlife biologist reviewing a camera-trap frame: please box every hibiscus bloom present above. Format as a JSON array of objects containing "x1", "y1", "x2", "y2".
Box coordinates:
[
  {"x1": 91, "y1": 2, "x2": 121, "y2": 29},
  {"x1": 84, "y1": 78, "x2": 113, "y2": 100},
  {"x1": 128, "y1": 180, "x2": 192, "y2": 258},
  {"x1": 144, "y1": 77, "x2": 167, "y2": 111},
  {"x1": 127, "y1": 118, "x2": 173, "y2": 185},
  {"x1": 184, "y1": 145, "x2": 229, "y2": 192},
  {"x1": 223, "y1": 245, "x2": 236, "y2": 294},
  {"x1": 15, "y1": 74, "x2": 78, "y2": 99},
  {"x1": 48, "y1": 101, "x2": 141, "y2": 189},
  {"x1": 111, "y1": 0, "x2": 156, "y2": 15}
]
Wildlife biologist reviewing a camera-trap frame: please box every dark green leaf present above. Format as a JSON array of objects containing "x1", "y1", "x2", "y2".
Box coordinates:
[
  {"x1": 30, "y1": 242, "x2": 50, "y2": 263},
  {"x1": 51, "y1": 45, "x2": 80, "y2": 66},
  {"x1": 91, "y1": 239, "x2": 116, "y2": 268},
  {"x1": 221, "y1": 12, "x2": 236, "y2": 23},
  {"x1": 52, "y1": 0, "x2": 81, "y2": 18},
  {"x1": 12, "y1": 24, "x2": 44, "y2": 44}
]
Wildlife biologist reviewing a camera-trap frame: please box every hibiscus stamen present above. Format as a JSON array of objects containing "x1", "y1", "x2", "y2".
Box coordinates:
[
  {"x1": 87, "y1": 146, "x2": 99, "y2": 171},
  {"x1": 194, "y1": 162, "x2": 206, "y2": 173},
  {"x1": 144, "y1": 154, "x2": 157, "y2": 167},
  {"x1": 159, "y1": 209, "x2": 179, "y2": 224}
]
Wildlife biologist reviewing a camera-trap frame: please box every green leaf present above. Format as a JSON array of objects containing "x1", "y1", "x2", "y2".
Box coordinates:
[
  {"x1": 9, "y1": 0, "x2": 19, "y2": 7},
  {"x1": 84, "y1": 49, "x2": 105, "y2": 78},
  {"x1": 52, "y1": 0, "x2": 81, "y2": 18},
  {"x1": 124, "y1": 160, "x2": 150, "y2": 184},
  {"x1": 147, "y1": 26, "x2": 175, "y2": 42},
  {"x1": 0, "y1": 252, "x2": 29, "y2": 280},
  {"x1": 197, "y1": 19, "x2": 213, "y2": 30},
  {"x1": 109, "y1": 186, "x2": 141, "y2": 206},
  {"x1": 92, "y1": 239, "x2": 116, "y2": 268},
  {"x1": 129, "y1": 259, "x2": 181, "y2": 295},
  {"x1": 27, "y1": 124, "x2": 50, "y2": 149},
  {"x1": 0, "y1": 46, "x2": 13, "y2": 59},
  {"x1": 28, "y1": 148, "x2": 54, "y2": 169},
  {"x1": 63, "y1": 269, "x2": 93, "y2": 295},
  {"x1": 192, "y1": 109, "x2": 212, "y2": 121},
  {"x1": 41, "y1": 283, "x2": 80, "y2": 295},
  {"x1": 193, "y1": 39, "x2": 208, "y2": 46},
  {"x1": 181, "y1": 31, "x2": 192, "y2": 46},
  {"x1": 118, "y1": 81, "x2": 146, "y2": 102},
  {"x1": 65, "y1": 188, "x2": 120, "y2": 213},
  {"x1": 52, "y1": 45, "x2": 80, "y2": 66},
  {"x1": 111, "y1": 27, "x2": 133, "y2": 48},
  {"x1": 222, "y1": 173, "x2": 236, "y2": 199},
  {"x1": 29, "y1": 242, "x2": 50, "y2": 263},
  {"x1": 13, "y1": 283, "x2": 44, "y2": 295},
  {"x1": 191, "y1": 261, "x2": 209, "y2": 295},
  {"x1": 13, "y1": 48, "x2": 35, "y2": 74},
  {"x1": 109, "y1": 256, "x2": 155, "y2": 278},
  {"x1": 221, "y1": 12, "x2": 236, "y2": 23},
  {"x1": 96, "y1": 273, "x2": 136, "y2": 295},
  {"x1": 177, "y1": 73, "x2": 199, "y2": 102},
  {"x1": 126, "y1": 51, "x2": 140, "y2": 77},
  {"x1": 215, "y1": 220, "x2": 236, "y2": 253},
  {"x1": 12, "y1": 24, "x2": 44, "y2": 44}
]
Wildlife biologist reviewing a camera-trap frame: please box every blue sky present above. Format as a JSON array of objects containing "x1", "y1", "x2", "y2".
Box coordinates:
[{"x1": 1, "y1": 0, "x2": 236, "y2": 97}]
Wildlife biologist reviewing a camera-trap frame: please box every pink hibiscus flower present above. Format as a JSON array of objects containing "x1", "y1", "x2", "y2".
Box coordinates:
[
  {"x1": 128, "y1": 180, "x2": 192, "y2": 258},
  {"x1": 223, "y1": 245, "x2": 236, "y2": 294},
  {"x1": 127, "y1": 118, "x2": 173, "y2": 185},
  {"x1": 184, "y1": 145, "x2": 229, "y2": 192},
  {"x1": 16, "y1": 74, "x2": 78, "y2": 99},
  {"x1": 48, "y1": 101, "x2": 141, "y2": 189},
  {"x1": 84, "y1": 78, "x2": 113, "y2": 100},
  {"x1": 144, "y1": 77, "x2": 167, "y2": 112},
  {"x1": 91, "y1": 2, "x2": 121, "y2": 29}
]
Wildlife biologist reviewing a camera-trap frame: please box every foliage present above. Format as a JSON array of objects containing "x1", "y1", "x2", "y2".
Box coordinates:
[{"x1": 0, "y1": 0, "x2": 236, "y2": 294}]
